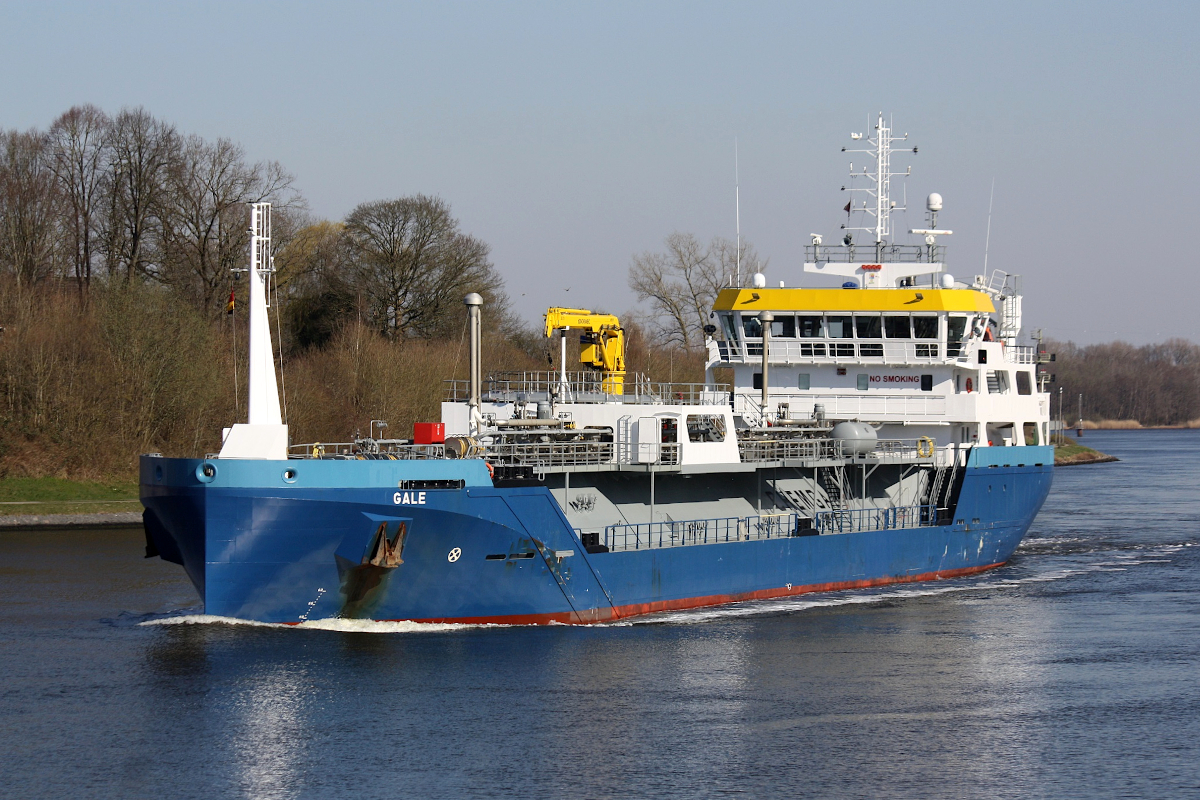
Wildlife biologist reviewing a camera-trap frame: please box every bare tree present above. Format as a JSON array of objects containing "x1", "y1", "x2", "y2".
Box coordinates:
[
  {"x1": 157, "y1": 134, "x2": 298, "y2": 311},
  {"x1": 0, "y1": 129, "x2": 63, "y2": 287},
  {"x1": 102, "y1": 108, "x2": 175, "y2": 282},
  {"x1": 46, "y1": 105, "x2": 110, "y2": 292},
  {"x1": 343, "y1": 195, "x2": 503, "y2": 339},
  {"x1": 628, "y1": 233, "x2": 764, "y2": 351}
]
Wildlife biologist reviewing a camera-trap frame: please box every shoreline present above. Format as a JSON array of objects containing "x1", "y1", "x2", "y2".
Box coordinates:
[{"x1": 0, "y1": 511, "x2": 142, "y2": 531}]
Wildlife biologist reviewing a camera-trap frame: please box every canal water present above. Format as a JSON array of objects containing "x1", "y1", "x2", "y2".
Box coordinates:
[{"x1": 2, "y1": 430, "x2": 1198, "y2": 799}]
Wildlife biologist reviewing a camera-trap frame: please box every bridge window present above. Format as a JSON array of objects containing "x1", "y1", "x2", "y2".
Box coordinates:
[
  {"x1": 686, "y1": 414, "x2": 726, "y2": 443},
  {"x1": 770, "y1": 317, "x2": 795, "y2": 338},
  {"x1": 827, "y1": 315, "x2": 853, "y2": 338},
  {"x1": 947, "y1": 316, "x2": 968, "y2": 357},
  {"x1": 860, "y1": 343, "x2": 883, "y2": 357},
  {"x1": 884, "y1": 316, "x2": 911, "y2": 338},
  {"x1": 1016, "y1": 371, "x2": 1032, "y2": 395},
  {"x1": 831, "y1": 343, "x2": 855, "y2": 357},
  {"x1": 913, "y1": 316, "x2": 938, "y2": 339},
  {"x1": 719, "y1": 313, "x2": 739, "y2": 343},
  {"x1": 742, "y1": 315, "x2": 762, "y2": 338},
  {"x1": 798, "y1": 316, "x2": 823, "y2": 337},
  {"x1": 800, "y1": 343, "x2": 826, "y2": 357},
  {"x1": 855, "y1": 315, "x2": 882, "y2": 339}
]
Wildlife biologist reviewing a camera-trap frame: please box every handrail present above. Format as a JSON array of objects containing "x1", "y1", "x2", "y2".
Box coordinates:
[{"x1": 815, "y1": 504, "x2": 937, "y2": 534}]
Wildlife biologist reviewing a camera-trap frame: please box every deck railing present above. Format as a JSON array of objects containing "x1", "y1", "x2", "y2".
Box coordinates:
[
  {"x1": 815, "y1": 504, "x2": 937, "y2": 534},
  {"x1": 288, "y1": 442, "x2": 445, "y2": 460},
  {"x1": 601, "y1": 512, "x2": 802, "y2": 552},
  {"x1": 444, "y1": 372, "x2": 728, "y2": 406}
]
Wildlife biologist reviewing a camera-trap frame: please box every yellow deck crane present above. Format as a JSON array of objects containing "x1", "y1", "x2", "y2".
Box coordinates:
[{"x1": 543, "y1": 307, "x2": 626, "y2": 395}]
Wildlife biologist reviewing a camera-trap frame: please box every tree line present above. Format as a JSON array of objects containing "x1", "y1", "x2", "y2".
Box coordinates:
[
  {"x1": 0, "y1": 105, "x2": 511, "y2": 341},
  {"x1": 1047, "y1": 338, "x2": 1200, "y2": 426}
]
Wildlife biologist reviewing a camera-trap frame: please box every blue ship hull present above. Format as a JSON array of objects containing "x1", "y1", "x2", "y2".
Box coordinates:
[{"x1": 140, "y1": 447, "x2": 1052, "y2": 624}]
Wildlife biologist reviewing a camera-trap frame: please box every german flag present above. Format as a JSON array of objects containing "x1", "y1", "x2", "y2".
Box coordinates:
[{"x1": 226, "y1": 289, "x2": 235, "y2": 315}]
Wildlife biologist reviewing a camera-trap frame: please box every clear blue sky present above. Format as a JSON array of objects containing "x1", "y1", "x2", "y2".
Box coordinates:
[{"x1": 2, "y1": 1, "x2": 1195, "y2": 344}]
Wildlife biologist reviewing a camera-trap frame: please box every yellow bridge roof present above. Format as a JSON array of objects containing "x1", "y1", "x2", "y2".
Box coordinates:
[{"x1": 713, "y1": 287, "x2": 995, "y2": 314}]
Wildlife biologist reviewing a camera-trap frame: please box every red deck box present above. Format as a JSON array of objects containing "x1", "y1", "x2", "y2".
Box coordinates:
[{"x1": 413, "y1": 422, "x2": 446, "y2": 445}]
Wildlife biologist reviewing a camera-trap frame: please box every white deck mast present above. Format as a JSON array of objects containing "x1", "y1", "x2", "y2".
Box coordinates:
[{"x1": 218, "y1": 202, "x2": 289, "y2": 459}]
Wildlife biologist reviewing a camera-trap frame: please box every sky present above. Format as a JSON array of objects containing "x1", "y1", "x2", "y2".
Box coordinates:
[{"x1": 2, "y1": 1, "x2": 1196, "y2": 344}]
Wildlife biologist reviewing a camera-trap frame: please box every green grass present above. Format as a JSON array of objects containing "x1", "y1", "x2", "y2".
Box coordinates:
[
  {"x1": 0, "y1": 476, "x2": 140, "y2": 516},
  {"x1": 1053, "y1": 440, "x2": 1118, "y2": 465}
]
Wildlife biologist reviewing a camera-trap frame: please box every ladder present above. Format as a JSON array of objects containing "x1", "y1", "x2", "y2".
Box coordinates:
[{"x1": 818, "y1": 466, "x2": 848, "y2": 511}]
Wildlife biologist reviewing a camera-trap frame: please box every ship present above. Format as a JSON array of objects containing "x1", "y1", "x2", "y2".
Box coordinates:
[{"x1": 141, "y1": 115, "x2": 1054, "y2": 624}]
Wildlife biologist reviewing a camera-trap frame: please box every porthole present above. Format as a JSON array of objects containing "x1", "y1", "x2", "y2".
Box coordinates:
[{"x1": 282, "y1": 468, "x2": 298, "y2": 483}]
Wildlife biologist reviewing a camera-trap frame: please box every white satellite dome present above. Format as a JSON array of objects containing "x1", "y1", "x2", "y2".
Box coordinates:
[
  {"x1": 940, "y1": 273, "x2": 955, "y2": 289},
  {"x1": 751, "y1": 272, "x2": 767, "y2": 289},
  {"x1": 926, "y1": 192, "x2": 943, "y2": 212}
]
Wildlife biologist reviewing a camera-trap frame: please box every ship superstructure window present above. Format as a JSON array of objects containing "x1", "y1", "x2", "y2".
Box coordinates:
[
  {"x1": 686, "y1": 414, "x2": 726, "y2": 443},
  {"x1": 770, "y1": 317, "x2": 795, "y2": 338},
  {"x1": 719, "y1": 313, "x2": 739, "y2": 343},
  {"x1": 1016, "y1": 371, "x2": 1032, "y2": 395},
  {"x1": 855, "y1": 316, "x2": 882, "y2": 339},
  {"x1": 883, "y1": 316, "x2": 911, "y2": 338},
  {"x1": 857, "y1": 374, "x2": 869, "y2": 391},
  {"x1": 798, "y1": 316, "x2": 824, "y2": 337},
  {"x1": 831, "y1": 343, "x2": 855, "y2": 357},
  {"x1": 798, "y1": 373, "x2": 811, "y2": 390},
  {"x1": 913, "y1": 316, "x2": 938, "y2": 339},
  {"x1": 742, "y1": 315, "x2": 762, "y2": 338},
  {"x1": 1023, "y1": 422, "x2": 1039, "y2": 445},
  {"x1": 827, "y1": 316, "x2": 853, "y2": 338},
  {"x1": 947, "y1": 316, "x2": 968, "y2": 357}
]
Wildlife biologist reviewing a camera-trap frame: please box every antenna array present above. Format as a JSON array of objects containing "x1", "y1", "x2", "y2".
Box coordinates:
[{"x1": 841, "y1": 113, "x2": 916, "y2": 246}]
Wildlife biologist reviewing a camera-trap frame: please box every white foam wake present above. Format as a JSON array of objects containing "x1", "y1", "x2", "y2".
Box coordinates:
[{"x1": 139, "y1": 614, "x2": 500, "y2": 634}]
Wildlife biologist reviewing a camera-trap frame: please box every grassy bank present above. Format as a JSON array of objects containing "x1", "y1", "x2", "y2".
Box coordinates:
[
  {"x1": 1054, "y1": 441, "x2": 1119, "y2": 466},
  {"x1": 0, "y1": 476, "x2": 140, "y2": 516}
]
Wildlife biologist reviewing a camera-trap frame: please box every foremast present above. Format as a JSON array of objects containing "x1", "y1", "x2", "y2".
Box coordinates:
[{"x1": 218, "y1": 202, "x2": 289, "y2": 459}]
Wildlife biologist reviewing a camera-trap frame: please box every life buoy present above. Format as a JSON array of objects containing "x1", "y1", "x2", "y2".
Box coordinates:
[
  {"x1": 486, "y1": 461, "x2": 495, "y2": 480},
  {"x1": 965, "y1": 377, "x2": 973, "y2": 393},
  {"x1": 917, "y1": 437, "x2": 935, "y2": 458}
]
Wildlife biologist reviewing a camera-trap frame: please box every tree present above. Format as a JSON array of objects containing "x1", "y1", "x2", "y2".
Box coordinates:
[
  {"x1": 628, "y1": 233, "x2": 764, "y2": 351},
  {"x1": 276, "y1": 219, "x2": 356, "y2": 351},
  {"x1": 157, "y1": 134, "x2": 298, "y2": 312},
  {"x1": 46, "y1": 105, "x2": 110, "y2": 292},
  {"x1": 343, "y1": 195, "x2": 503, "y2": 339},
  {"x1": 0, "y1": 129, "x2": 63, "y2": 287},
  {"x1": 101, "y1": 108, "x2": 175, "y2": 282}
]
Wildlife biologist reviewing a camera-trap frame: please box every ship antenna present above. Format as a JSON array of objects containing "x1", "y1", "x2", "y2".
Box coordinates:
[
  {"x1": 842, "y1": 112, "x2": 916, "y2": 257},
  {"x1": 735, "y1": 138, "x2": 741, "y2": 287},
  {"x1": 982, "y1": 178, "x2": 995, "y2": 275}
]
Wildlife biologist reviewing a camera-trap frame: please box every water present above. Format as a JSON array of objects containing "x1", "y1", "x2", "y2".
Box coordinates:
[{"x1": 2, "y1": 430, "x2": 1199, "y2": 799}]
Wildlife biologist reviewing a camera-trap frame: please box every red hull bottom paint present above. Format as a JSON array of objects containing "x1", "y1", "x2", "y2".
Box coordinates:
[{"x1": 398, "y1": 561, "x2": 1008, "y2": 627}]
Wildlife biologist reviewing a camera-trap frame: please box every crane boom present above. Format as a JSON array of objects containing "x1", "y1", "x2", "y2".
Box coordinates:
[{"x1": 543, "y1": 307, "x2": 625, "y2": 395}]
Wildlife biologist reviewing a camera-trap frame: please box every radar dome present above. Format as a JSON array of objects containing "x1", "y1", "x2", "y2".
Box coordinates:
[
  {"x1": 751, "y1": 272, "x2": 767, "y2": 289},
  {"x1": 940, "y1": 273, "x2": 955, "y2": 289},
  {"x1": 926, "y1": 192, "x2": 943, "y2": 212}
]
